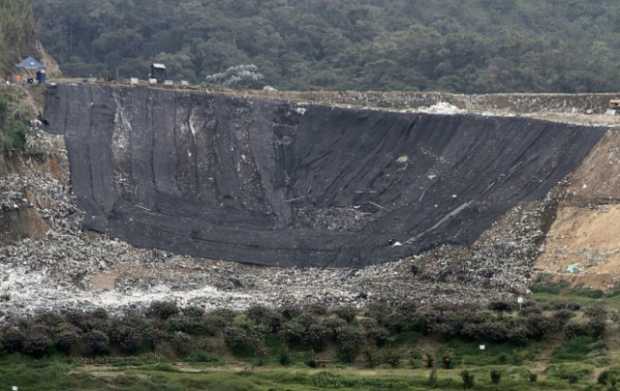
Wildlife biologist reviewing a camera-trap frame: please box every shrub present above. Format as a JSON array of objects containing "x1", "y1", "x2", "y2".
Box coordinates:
[
  {"x1": 490, "y1": 369, "x2": 502, "y2": 385},
  {"x1": 2, "y1": 327, "x2": 25, "y2": 353},
  {"x1": 166, "y1": 315, "x2": 212, "y2": 336},
  {"x1": 282, "y1": 314, "x2": 330, "y2": 351},
  {"x1": 424, "y1": 353, "x2": 435, "y2": 369},
  {"x1": 34, "y1": 312, "x2": 65, "y2": 328},
  {"x1": 333, "y1": 306, "x2": 356, "y2": 323},
  {"x1": 116, "y1": 327, "x2": 144, "y2": 354},
  {"x1": 305, "y1": 304, "x2": 328, "y2": 316},
  {"x1": 64, "y1": 310, "x2": 109, "y2": 333},
  {"x1": 531, "y1": 275, "x2": 569, "y2": 294},
  {"x1": 55, "y1": 326, "x2": 80, "y2": 354},
  {"x1": 279, "y1": 348, "x2": 291, "y2": 366},
  {"x1": 566, "y1": 373, "x2": 579, "y2": 384},
  {"x1": 526, "y1": 313, "x2": 559, "y2": 340},
  {"x1": 528, "y1": 372, "x2": 538, "y2": 383},
  {"x1": 359, "y1": 318, "x2": 389, "y2": 347},
  {"x1": 428, "y1": 368, "x2": 438, "y2": 388},
  {"x1": 598, "y1": 370, "x2": 611, "y2": 385},
  {"x1": 172, "y1": 332, "x2": 192, "y2": 356},
  {"x1": 460, "y1": 370, "x2": 475, "y2": 389},
  {"x1": 363, "y1": 349, "x2": 376, "y2": 368},
  {"x1": 548, "y1": 364, "x2": 592, "y2": 384},
  {"x1": 183, "y1": 306, "x2": 205, "y2": 318},
  {"x1": 92, "y1": 308, "x2": 109, "y2": 320},
  {"x1": 335, "y1": 325, "x2": 364, "y2": 364},
  {"x1": 408, "y1": 351, "x2": 422, "y2": 368},
  {"x1": 203, "y1": 309, "x2": 236, "y2": 335},
  {"x1": 224, "y1": 326, "x2": 263, "y2": 357},
  {"x1": 571, "y1": 287, "x2": 605, "y2": 298},
  {"x1": 83, "y1": 330, "x2": 110, "y2": 356},
  {"x1": 489, "y1": 301, "x2": 513, "y2": 313},
  {"x1": 280, "y1": 305, "x2": 303, "y2": 320},
  {"x1": 186, "y1": 351, "x2": 219, "y2": 364},
  {"x1": 304, "y1": 350, "x2": 318, "y2": 368},
  {"x1": 563, "y1": 321, "x2": 592, "y2": 339},
  {"x1": 441, "y1": 352, "x2": 454, "y2": 369},
  {"x1": 0, "y1": 99, "x2": 28, "y2": 152},
  {"x1": 247, "y1": 305, "x2": 282, "y2": 333},
  {"x1": 322, "y1": 316, "x2": 347, "y2": 340},
  {"x1": 147, "y1": 301, "x2": 179, "y2": 320},
  {"x1": 381, "y1": 349, "x2": 401, "y2": 368},
  {"x1": 598, "y1": 370, "x2": 619, "y2": 387},
  {"x1": 23, "y1": 333, "x2": 52, "y2": 358},
  {"x1": 587, "y1": 317, "x2": 606, "y2": 338}
]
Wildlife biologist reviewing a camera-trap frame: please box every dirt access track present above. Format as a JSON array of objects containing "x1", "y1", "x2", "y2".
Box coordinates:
[{"x1": 43, "y1": 82, "x2": 611, "y2": 269}]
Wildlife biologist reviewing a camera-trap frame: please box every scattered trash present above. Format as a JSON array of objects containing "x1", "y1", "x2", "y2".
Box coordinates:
[{"x1": 418, "y1": 102, "x2": 466, "y2": 115}]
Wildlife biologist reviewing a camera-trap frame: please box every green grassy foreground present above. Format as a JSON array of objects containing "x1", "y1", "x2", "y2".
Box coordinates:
[
  {"x1": 4, "y1": 277, "x2": 620, "y2": 390},
  {"x1": 0, "y1": 354, "x2": 612, "y2": 391}
]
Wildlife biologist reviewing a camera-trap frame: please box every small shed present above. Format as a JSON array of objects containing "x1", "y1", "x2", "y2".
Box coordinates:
[
  {"x1": 16, "y1": 56, "x2": 45, "y2": 71},
  {"x1": 150, "y1": 63, "x2": 167, "y2": 83}
]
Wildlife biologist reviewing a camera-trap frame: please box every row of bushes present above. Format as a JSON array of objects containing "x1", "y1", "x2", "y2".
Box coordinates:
[{"x1": 0, "y1": 299, "x2": 606, "y2": 363}]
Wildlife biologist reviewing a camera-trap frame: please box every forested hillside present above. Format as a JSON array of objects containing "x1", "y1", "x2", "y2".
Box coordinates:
[
  {"x1": 33, "y1": 0, "x2": 620, "y2": 92},
  {"x1": 0, "y1": 0, "x2": 37, "y2": 77}
]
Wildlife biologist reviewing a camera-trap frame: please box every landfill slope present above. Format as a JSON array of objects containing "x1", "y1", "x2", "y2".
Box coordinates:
[{"x1": 44, "y1": 84, "x2": 606, "y2": 267}]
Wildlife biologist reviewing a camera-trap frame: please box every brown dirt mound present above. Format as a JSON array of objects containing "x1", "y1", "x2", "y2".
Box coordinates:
[{"x1": 536, "y1": 205, "x2": 620, "y2": 289}]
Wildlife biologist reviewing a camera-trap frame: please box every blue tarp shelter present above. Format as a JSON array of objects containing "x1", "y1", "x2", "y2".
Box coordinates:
[{"x1": 15, "y1": 56, "x2": 45, "y2": 71}]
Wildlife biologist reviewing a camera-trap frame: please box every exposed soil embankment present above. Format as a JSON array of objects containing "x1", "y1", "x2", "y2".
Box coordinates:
[
  {"x1": 537, "y1": 130, "x2": 620, "y2": 288},
  {"x1": 44, "y1": 84, "x2": 606, "y2": 267}
]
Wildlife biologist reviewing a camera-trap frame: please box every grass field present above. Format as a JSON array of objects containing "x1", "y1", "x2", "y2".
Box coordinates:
[
  {"x1": 0, "y1": 330, "x2": 616, "y2": 391},
  {"x1": 0, "y1": 354, "x2": 612, "y2": 391}
]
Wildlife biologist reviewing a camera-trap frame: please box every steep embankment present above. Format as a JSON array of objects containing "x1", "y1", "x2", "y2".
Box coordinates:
[{"x1": 44, "y1": 84, "x2": 606, "y2": 267}]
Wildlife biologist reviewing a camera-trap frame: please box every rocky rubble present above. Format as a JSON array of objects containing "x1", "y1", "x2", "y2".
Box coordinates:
[
  {"x1": 413, "y1": 199, "x2": 551, "y2": 293},
  {"x1": 0, "y1": 197, "x2": 530, "y2": 321},
  {"x1": 0, "y1": 129, "x2": 543, "y2": 320}
]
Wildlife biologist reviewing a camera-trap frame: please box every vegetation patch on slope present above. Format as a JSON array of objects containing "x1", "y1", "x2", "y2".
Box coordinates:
[
  {"x1": 0, "y1": 88, "x2": 34, "y2": 152},
  {"x1": 0, "y1": 0, "x2": 36, "y2": 78}
]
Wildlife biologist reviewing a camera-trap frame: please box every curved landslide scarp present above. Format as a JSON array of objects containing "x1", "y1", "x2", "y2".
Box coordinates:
[{"x1": 44, "y1": 84, "x2": 606, "y2": 267}]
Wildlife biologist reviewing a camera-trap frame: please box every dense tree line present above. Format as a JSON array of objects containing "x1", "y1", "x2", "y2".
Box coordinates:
[
  {"x1": 0, "y1": 299, "x2": 603, "y2": 364},
  {"x1": 32, "y1": 0, "x2": 620, "y2": 92}
]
